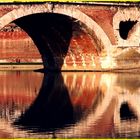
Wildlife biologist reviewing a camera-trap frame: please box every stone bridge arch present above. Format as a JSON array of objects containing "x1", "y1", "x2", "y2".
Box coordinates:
[{"x1": 0, "y1": 4, "x2": 112, "y2": 71}]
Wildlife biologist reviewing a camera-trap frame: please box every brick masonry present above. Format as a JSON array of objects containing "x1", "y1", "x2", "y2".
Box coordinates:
[{"x1": 0, "y1": 3, "x2": 139, "y2": 71}]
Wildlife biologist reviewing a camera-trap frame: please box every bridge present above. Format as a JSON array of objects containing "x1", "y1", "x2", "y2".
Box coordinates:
[{"x1": 0, "y1": 2, "x2": 140, "y2": 71}]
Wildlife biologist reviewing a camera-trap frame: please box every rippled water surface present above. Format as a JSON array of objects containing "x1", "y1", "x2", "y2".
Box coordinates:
[{"x1": 0, "y1": 71, "x2": 140, "y2": 138}]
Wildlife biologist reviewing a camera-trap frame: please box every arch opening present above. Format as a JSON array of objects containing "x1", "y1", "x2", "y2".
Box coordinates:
[
  {"x1": 119, "y1": 19, "x2": 137, "y2": 40},
  {"x1": 12, "y1": 13, "x2": 103, "y2": 71},
  {"x1": 0, "y1": 6, "x2": 112, "y2": 71},
  {"x1": 14, "y1": 13, "x2": 73, "y2": 71}
]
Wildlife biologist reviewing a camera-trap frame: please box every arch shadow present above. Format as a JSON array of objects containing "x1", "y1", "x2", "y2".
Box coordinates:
[{"x1": 14, "y1": 13, "x2": 73, "y2": 71}]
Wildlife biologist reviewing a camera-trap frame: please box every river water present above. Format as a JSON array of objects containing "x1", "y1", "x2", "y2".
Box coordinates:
[{"x1": 0, "y1": 71, "x2": 139, "y2": 138}]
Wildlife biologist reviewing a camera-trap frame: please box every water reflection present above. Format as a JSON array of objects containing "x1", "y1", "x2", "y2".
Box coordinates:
[
  {"x1": 14, "y1": 73, "x2": 75, "y2": 132},
  {"x1": 0, "y1": 71, "x2": 43, "y2": 121},
  {"x1": 0, "y1": 71, "x2": 139, "y2": 138}
]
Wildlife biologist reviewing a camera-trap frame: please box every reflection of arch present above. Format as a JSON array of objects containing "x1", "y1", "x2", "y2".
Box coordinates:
[
  {"x1": 12, "y1": 73, "x2": 116, "y2": 138},
  {"x1": 13, "y1": 73, "x2": 75, "y2": 132},
  {"x1": 114, "y1": 93, "x2": 140, "y2": 138},
  {"x1": 0, "y1": 4, "x2": 111, "y2": 71},
  {"x1": 51, "y1": 73, "x2": 117, "y2": 138},
  {"x1": 120, "y1": 102, "x2": 138, "y2": 120}
]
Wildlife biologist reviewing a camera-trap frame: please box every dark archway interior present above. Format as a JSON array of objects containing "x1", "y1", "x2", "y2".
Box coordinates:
[
  {"x1": 120, "y1": 102, "x2": 138, "y2": 121},
  {"x1": 14, "y1": 13, "x2": 73, "y2": 71},
  {"x1": 119, "y1": 19, "x2": 137, "y2": 40}
]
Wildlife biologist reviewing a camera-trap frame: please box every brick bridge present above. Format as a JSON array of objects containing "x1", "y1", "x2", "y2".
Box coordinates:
[{"x1": 0, "y1": 2, "x2": 140, "y2": 71}]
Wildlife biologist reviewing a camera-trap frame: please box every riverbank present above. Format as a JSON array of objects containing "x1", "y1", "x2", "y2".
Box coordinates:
[
  {"x1": 0, "y1": 64, "x2": 139, "y2": 73},
  {"x1": 0, "y1": 64, "x2": 43, "y2": 70}
]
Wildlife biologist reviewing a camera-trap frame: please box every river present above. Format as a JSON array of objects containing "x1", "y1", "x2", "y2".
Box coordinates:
[{"x1": 0, "y1": 71, "x2": 139, "y2": 138}]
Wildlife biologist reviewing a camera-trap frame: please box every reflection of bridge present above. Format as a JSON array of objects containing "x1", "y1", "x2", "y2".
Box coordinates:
[
  {"x1": 0, "y1": 72, "x2": 139, "y2": 138},
  {"x1": 56, "y1": 73, "x2": 140, "y2": 138},
  {"x1": 0, "y1": 3, "x2": 140, "y2": 71}
]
